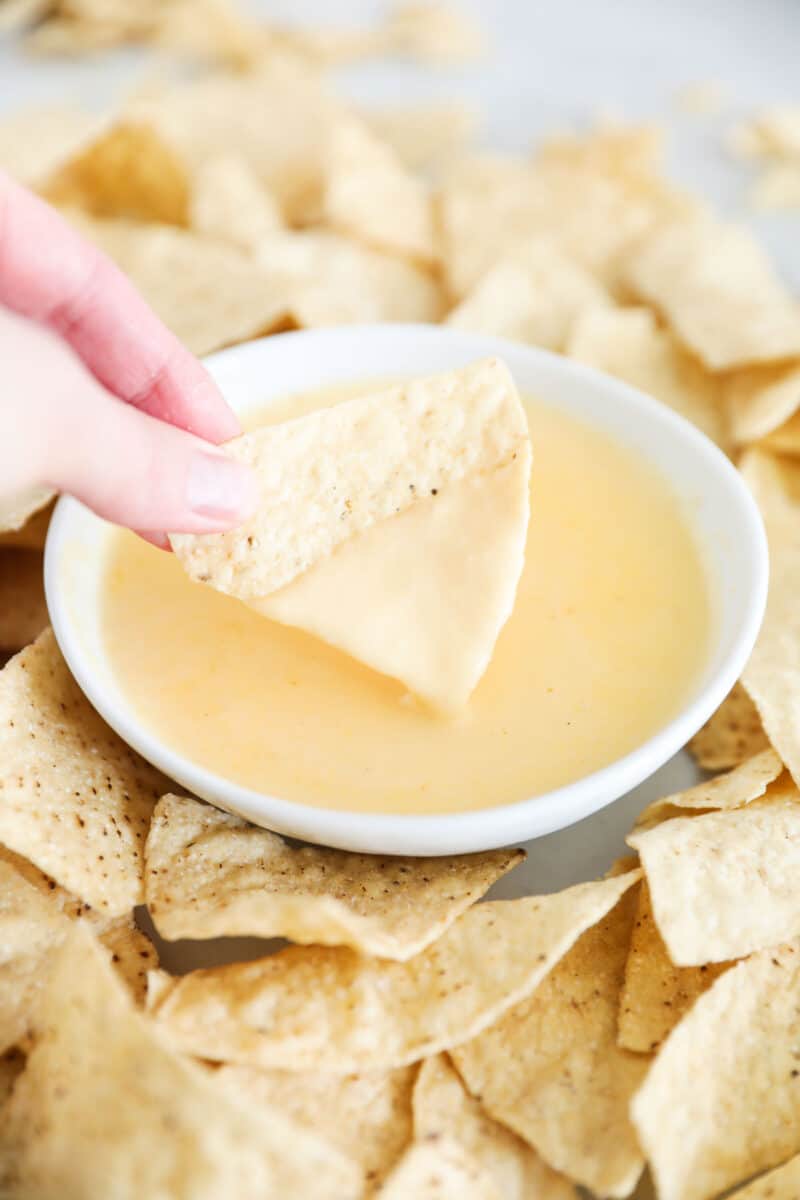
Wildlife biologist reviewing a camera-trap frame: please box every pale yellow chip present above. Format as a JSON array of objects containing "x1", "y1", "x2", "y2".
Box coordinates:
[
  {"x1": 730, "y1": 106, "x2": 800, "y2": 162},
  {"x1": 727, "y1": 361, "x2": 800, "y2": 445},
  {"x1": 413, "y1": 1055, "x2": 577, "y2": 1200},
  {"x1": 377, "y1": 1136, "x2": 501, "y2": 1200},
  {"x1": 0, "y1": 550, "x2": 48, "y2": 653},
  {"x1": 363, "y1": 102, "x2": 478, "y2": 172},
  {"x1": 385, "y1": 1, "x2": 485, "y2": 62},
  {"x1": 189, "y1": 154, "x2": 284, "y2": 250},
  {"x1": 0, "y1": 106, "x2": 103, "y2": 187},
  {"x1": 216, "y1": 1064, "x2": 415, "y2": 1195},
  {"x1": 688, "y1": 681, "x2": 771, "y2": 770},
  {"x1": 69, "y1": 213, "x2": 291, "y2": 356},
  {"x1": 0, "y1": 925, "x2": 362, "y2": 1200},
  {"x1": 633, "y1": 747, "x2": 783, "y2": 829},
  {"x1": 152, "y1": 871, "x2": 640, "y2": 1072},
  {"x1": 631, "y1": 940, "x2": 800, "y2": 1200},
  {"x1": 0, "y1": 629, "x2": 169, "y2": 915},
  {"x1": 446, "y1": 238, "x2": 612, "y2": 352},
  {"x1": 625, "y1": 218, "x2": 800, "y2": 370},
  {"x1": 726, "y1": 1153, "x2": 800, "y2": 1200},
  {"x1": 0, "y1": 0, "x2": 48, "y2": 32},
  {"x1": 323, "y1": 119, "x2": 438, "y2": 265},
  {"x1": 629, "y1": 773, "x2": 800, "y2": 965},
  {"x1": 452, "y1": 884, "x2": 648, "y2": 1199},
  {"x1": 567, "y1": 306, "x2": 728, "y2": 448},
  {"x1": 740, "y1": 450, "x2": 800, "y2": 788},
  {"x1": 43, "y1": 122, "x2": 190, "y2": 225},
  {"x1": 0, "y1": 487, "x2": 55, "y2": 538},
  {"x1": 145, "y1": 793, "x2": 523, "y2": 956},
  {"x1": 617, "y1": 882, "x2": 731, "y2": 1054}
]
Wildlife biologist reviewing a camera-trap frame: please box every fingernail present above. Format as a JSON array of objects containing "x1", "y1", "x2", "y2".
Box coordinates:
[{"x1": 187, "y1": 453, "x2": 257, "y2": 520}]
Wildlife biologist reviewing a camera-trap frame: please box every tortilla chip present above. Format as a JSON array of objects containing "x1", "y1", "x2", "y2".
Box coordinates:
[
  {"x1": 145, "y1": 793, "x2": 523, "y2": 956},
  {"x1": 190, "y1": 154, "x2": 284, "y2": 250},
  {"x1": 617, "y1": 883, "x2": 731, "y2": 1053},
  {"x1": 153, "y1": 0, "x2": 265, "y2": 69},
  {"x1": 731, "y1": 106, "x2": 800, "y2": 162},
  {"x1": 323, "y1": 120, "x2": 437, "y2": 265},
  {"x1": 43, "y1": 122, "x2": 190, "y2": 225},
  {"x1": 762, "y1": 409, "x2": 800, "y2": 455},
  {"x1": 0, "y1": 501, "x2": 53, "y2": 552},
  {"x1": 727, "y1": 362, "x2": 800, "y2": 445},
  {"x1": 254, "y1": 228, "x2": 443, "y2": 325},
  {"x1": 727, "y1": 1153, "x2": 800, "y2": 1200},
  {"x1": 631, "y1": 941, "x2": 800, "y2": 1200},
  {"x1": 0, "y1": 550, "x2": 48, "y2": 652},
  {"x1": 452, "y1": 885, "x2": 648, "y2": 1198},
  {"x1": 446, "y1": 238, "x2": 611, "y2": 352},
  {"x1": 740, "y1": 450, "x2": 800, "y2": 789},
  {"x1": 385, "y1": 1, "x2": 485, "y2": 62},
  {"x1": 363, "y1": 102, "x2": 478, "y2": 172},
  {"x1": 673, "y1": 81, "x2": 725, "y2": 116},
  {"x1": 69, "y1": 214, "x2": 290, "y2": 356},
  {"x1": 688, "y1": 682, "x2": 771, "y2": 769},
  {"x1": 633, "y1": 747, "x2": 783, "y2": 829},
  {"x1": 629, "y1": 773, "x2": 800, "y2": 965},
  {"x1": 0, "y1": 629, "x2": 169, "y2": 915},
  {"x1": 152, "y1": 871, "x2": 640, "y2": 1072},
  {"x1": 0, "y1": 0, "x2": 48, "y2": 32},
  {"x1": 217, "y1": 1064, "x2": 415, "y2": 1194},
  {"x1": 0, "y1": 487, "x2": 55, "y2": 537},
  {"x1": 413, "y1": 1055, "x2": 577, "y2": 1200},
  {"x1": 567, "y1": 306, "x2": 728, "y2": 448},
  {"x1": 625, "y1": 218, "x2": 800, "y2": 370},
  {"x1": 0, "y1": 106, "x2": 103, "y2": 186},
  {"x1": 537, "y1": 121, "x2": 665, "y2": 176},
  {"x1": 0, "y1": 1048, "x2": 24, "y2": 1111},
  {"x1": 0, "y1": 925, "x2": 362, "y2": 1200}
]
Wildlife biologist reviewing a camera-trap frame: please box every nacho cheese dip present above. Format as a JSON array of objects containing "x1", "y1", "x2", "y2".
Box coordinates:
[{"x1": 102, "y1": 385, "x2": 709, "y2": 815}]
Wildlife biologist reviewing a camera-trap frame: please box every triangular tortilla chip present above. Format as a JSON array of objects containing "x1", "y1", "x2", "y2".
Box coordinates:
[
  {"x1": 376, "y1": 1137, "x2": 501, "y2": 1200},
  {"x1": 171, "y1": 360, "x2": 531, "y2": 709},
  {"x1": 687, "y1": 681, "x2": 770, "y2": 770}
]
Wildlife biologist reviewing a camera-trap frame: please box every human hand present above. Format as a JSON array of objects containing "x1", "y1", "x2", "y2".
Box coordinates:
[{"x1": 0, "y1": 171, "x2": 256, "y2": 543}]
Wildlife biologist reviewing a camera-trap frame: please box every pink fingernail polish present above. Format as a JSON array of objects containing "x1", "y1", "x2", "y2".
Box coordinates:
[{"x1": 187, "y1": 454, "x2": 256, "y2": 520}]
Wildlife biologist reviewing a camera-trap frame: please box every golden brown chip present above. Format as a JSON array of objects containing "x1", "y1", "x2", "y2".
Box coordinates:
[
  {"x1": 0, "y1": 925, "x2": 362, "y2": 1200},
  {"x1": 0, "y1": 550, "x2": 48, "y2": 653},
  {"x1": 617, "y1": 883, "x2": 731, "y2": 1054},
  {"x1": 633, "y1": 747, "x2": 783, "y2": 829},
  {"x1": 452, "y1": 885, "x2": 647, "y2": 1198},
  {"x1": 217, "y1": 1064, "x2": 415, "y2": 1195},
  {"x1": 44, "y1": 122, "x2": 190, "y2": 225},
  {"x1": 632, "y1": 941, "x2": 800, "y2": 1200},
  {"x1": 413, "y1": 1055, "x2": 577, "y2": 1200},
  {"x1": 740, "y1": 450, "x2": 800, "y2": 788},
  {"x1": 376, "y1": 1137, "x2": 501, "y2": 1200},
  {"x1": 152, "y1": 872, "x2": 640, "y2": 1072},
  {"x1": 567, "y1": 306, "x2": 728, "y2": 448},
  {"x1": 688, "y1": 682, "x2": 771, "y2": 770},
  {"x1": 625, "y1": 218, "x2": 800, "y2": 370},
  {"x1": 0, "y1": 629, "x2": 169, "y2": 915},
  {"x1": 762, "y1": 409, "x2": 800, "y2": 455},
  {"x1": 145, "y1": 794, "x2": 523, "y2": 957},
  {"x1": 726, "y1": 1153, "x2": 800, "y2": 1200}
]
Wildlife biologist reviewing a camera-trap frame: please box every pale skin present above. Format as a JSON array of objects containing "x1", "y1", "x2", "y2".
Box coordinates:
[{"x1": 0, "y1": 171, "x2": 256, "y2": 546}]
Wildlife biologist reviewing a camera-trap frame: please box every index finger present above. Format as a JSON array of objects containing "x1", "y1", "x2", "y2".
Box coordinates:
[{"x1": 0, "y1": 171, "x2": 240, "y2": 443}]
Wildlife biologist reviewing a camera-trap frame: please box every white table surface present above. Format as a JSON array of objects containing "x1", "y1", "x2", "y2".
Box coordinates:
[{"x1": 0, "y1": 0, "x2": 790, "y2": 953}]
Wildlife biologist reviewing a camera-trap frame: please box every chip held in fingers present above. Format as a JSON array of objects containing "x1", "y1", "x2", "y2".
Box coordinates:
[{"x1": 170, "y1": 359, "x2": 532, "y2": 710}]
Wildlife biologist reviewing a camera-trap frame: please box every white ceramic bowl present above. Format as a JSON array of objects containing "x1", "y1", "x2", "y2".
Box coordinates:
[{"x1": 45, "y1": 325, "x2": 768, "y2": 855}]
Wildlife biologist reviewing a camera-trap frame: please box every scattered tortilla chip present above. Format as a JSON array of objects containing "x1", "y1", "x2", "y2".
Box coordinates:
[
  {"x1": 453, "y1": 885, "x2": 648, "y2": 1199},
  {"x1": 727, "y1": 1153, "x2": 800, "y2": 1200},
  {"x1": 43, "y1": 122, "x2": 190, "y2": 224},
  {"x1": 217, "y1": 1064, "x2": 415, "y2": 1195},
  {"x1": 0, "y1": 550, "x2": 48, "y2": 652},
  {"x1": 728, "y1": 362, "x2": 800, "y2": 445},
  {"x1": 762, "y1": 409, "x2": 800, "y2": 455},
  {"x1": 633, "y1": 747, "x2": 783, "y2": 829},
  {"x1": 617, "y1": 883, "x2": 731, "y2": 1053},
  {"x1": 153, "y1": 0, "x2": 264, "y2": 69},
  {"x1": 385, "y1": 1, "x2": 485, "y2": 62},
  {"x1": 171, "y1": 361, "x2": 529, "y2": 708},
  {"x1": 446, "y1": 238, "x2": 611, "y2": 352},
  {"x1": 0, "y1": 501, "x2": 53, "y2": 552},
  {"x1": 740, "y1": 450, "x2": 800, "y2": 789},
  {"x1": 628, "y1": 773, "x2": 800, "y2": 965},
  {"x1": 625, "y1": 218, "x2": 800, "y2": 370},
  {"x1": 413, "y1": 1055, "x2": 577, "y2": 1200},
  {"x1": 0, "y1": 106, "x2": 103, "y2": 186},
  {"x1": 0, "y1": 925, "x2": 362, "y2": 1200},
  {"x1": 69, "y1": 214, "x2": 290, "y2": 355},
  {"x1": 538, "y1": 121, "x2": 665, "y2": 175},
  {"x1": 0, "y1": 629, "x2": 169, "y2": 914},
  {"x1": 688, "y1": 681, "x2": 770, "y2": 769},
  {"x1": 363, "y1": 102, "x2": 478, "y2": 172},
  {"x1": 190, "y1": 154, "x2": 284, "y2": 249},
  {"x1": 323, "y1": 119, "x2": 437, "y2": 265},
  {"x1": 632, "y1": 941, "x2": 800, "y2": 1200},
  {"x1": 152, "y1": 872, "x2": 640, "y2": 1072},
  {"x1": 730, "y1": 106, "x2": 800, "y2": 162},
  {"x1": 0, "y1": 487, "x2": 54, "y2": 538},
  {"x1": 751, "y1": 162, "x2": 800, "y2": 210},
  {"x1": 0, "y1": 0, "x2": 48, "y2": 32},
  {"x1": 0, "y1": 1048, "x2": 24, "y2": 1111},
  {"x1": 567, "y1": 306, "x2": 727, "y2": 447},
  {"x1": 145, "y1": 793, "x2": 523, "y2": 956},
  {"x1": 378, "y1": 1136, "x2": 501, "y2": 1199}
]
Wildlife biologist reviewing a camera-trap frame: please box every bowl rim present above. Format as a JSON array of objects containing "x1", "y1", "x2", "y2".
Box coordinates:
[{"x1": 45, "y1": 324, "x2": 769, "y2": 855}]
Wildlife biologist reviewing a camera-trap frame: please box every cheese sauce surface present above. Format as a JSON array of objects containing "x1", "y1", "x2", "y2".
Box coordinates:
[{"x1": 102, "y1": 386, "x2": 710, "y2": 815}]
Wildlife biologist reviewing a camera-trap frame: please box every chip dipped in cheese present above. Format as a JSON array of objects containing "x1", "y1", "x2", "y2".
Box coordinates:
[{"x1": 170, "y1": 359, "x2": 532, "y2": 709}]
